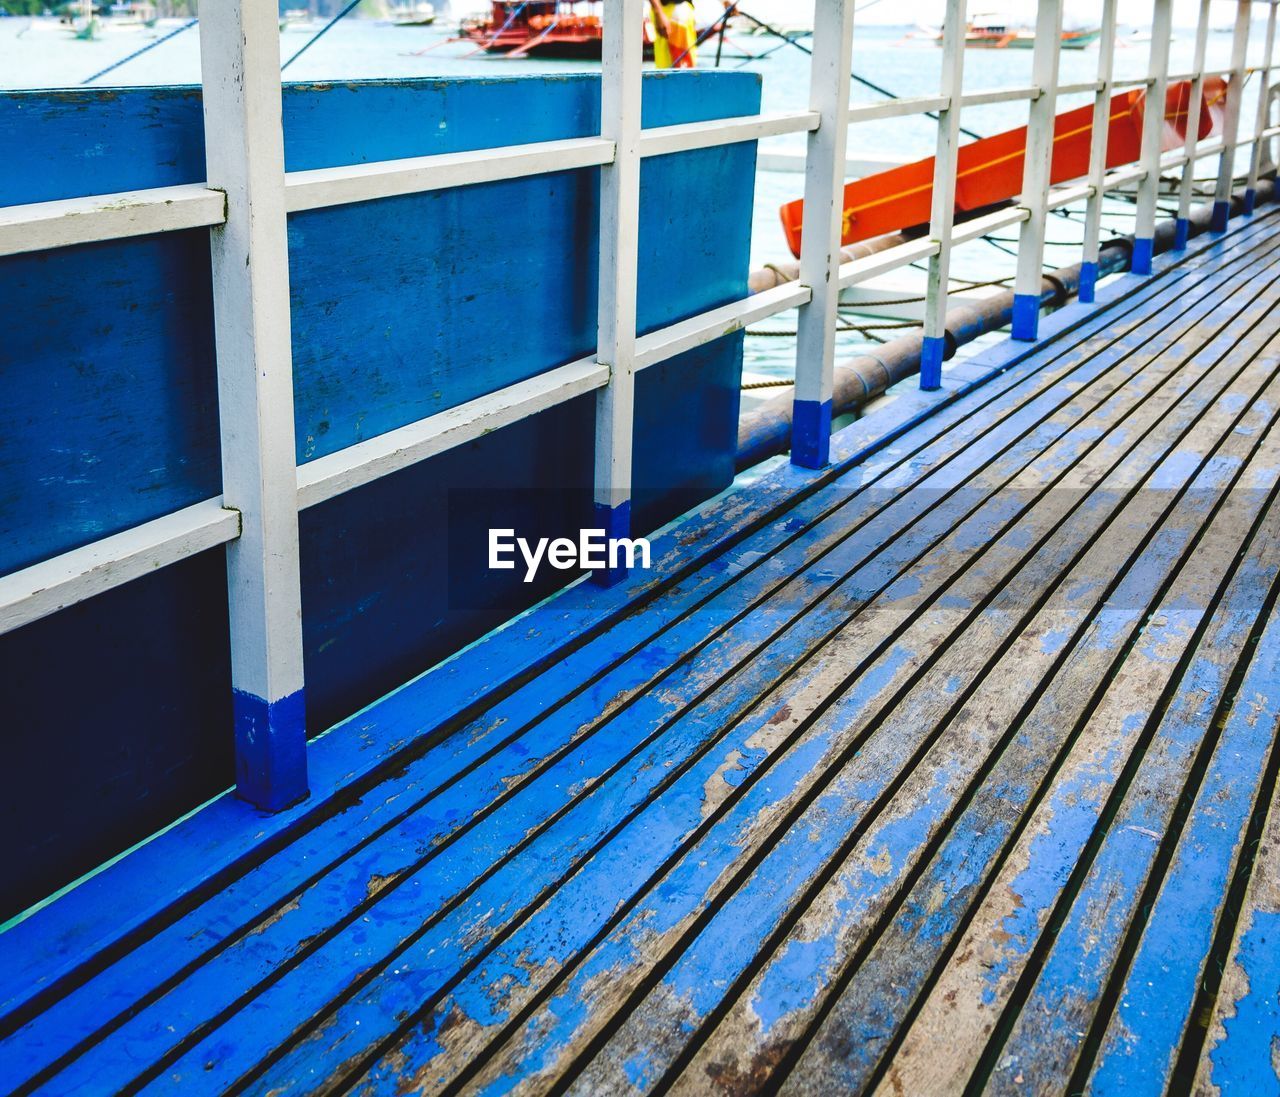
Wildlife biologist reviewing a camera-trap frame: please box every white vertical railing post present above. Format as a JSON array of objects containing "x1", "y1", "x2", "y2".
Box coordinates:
[
  {"x1": 1011, "y1": 0, "x2": 1063, "y2": 341},
  {"x1": 201, "y1": 0, "x2": 309, "y2": 810},
  {"x1": 1174, "y1": 0, "x2": 1213, "y2": 250},
  {"x1": 791, "y1": 0, "x2": 856, "y2": 468},
  {"x1": 1079, "y1": 0, "x2": 1119, "y2": 302},
  {"x1": 919, "y1": 0, "x2": 967, "y2": 391},
  {"x1": 1133, "y1": 0, "x2": 1173, "y2": 273},
  {"x1": 1246, "y1": 0, "x2": 1279, "y2": 212},
  {"x1": 1214, "y1": 0, "x2": 1254, "y2": 231},
  {"x1": 593, "y1": 0, "x2": 643, "y2": 584}
]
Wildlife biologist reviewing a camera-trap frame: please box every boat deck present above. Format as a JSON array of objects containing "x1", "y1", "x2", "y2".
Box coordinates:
[{"x1": 4, "y1": 212, "x2": 1280, "y2": 1096}]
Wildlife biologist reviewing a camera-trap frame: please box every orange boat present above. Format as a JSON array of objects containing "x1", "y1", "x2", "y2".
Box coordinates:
[
  {"x1": 780, "y1": 77, "x2": 1227, "y2": 258},
  {"x1": 461, "y1": 0, "x2": 703, "y2": 60}
]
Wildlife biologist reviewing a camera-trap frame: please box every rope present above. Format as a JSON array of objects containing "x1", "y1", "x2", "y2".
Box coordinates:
[
  {"x1": 507, "y1": 16, "x2": 562, "y2": 59},
  {"x1": 282, "y1": 0, "x2": 362, "y2": 73},
  {"x1": 80, "y1": 17, "x2": 197, "y2": 85},
  {"x1": 834, "y1": 273, "x2": 1014, "y2": 308},
  {"x1": 463, "y1": 1, "x2": 528, "y2": 56},
  {"x1": 672, "y1": 0, "x2": 739, "y2": 69},
  {"x1": 748, "y1": 317, "x2": 924, "y2": 338},
  {"x1": 729, "y1": 6, "x2": 985, "y2": 138},
  {"x1": 734, "y1": 31, "x2": 810, "y2": 69}
]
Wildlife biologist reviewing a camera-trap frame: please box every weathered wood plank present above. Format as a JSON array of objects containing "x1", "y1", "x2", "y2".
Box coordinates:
[
  {"x1": 9, "y1": 257, "x2": 1182, "y2": 1090},
  {"x1": 160, "y1": 241, "x2": 1280, "y2": 1095},
  {"x1": 956, "y1": 425, "x2": 1280, "y2": 1096},
  {"x1": 330, "y1": 265, "x2": 1280, "y2": 1097},
  {"x1": 7, "y1": 216, "x2": 1280, "y2": 1097},
  {"x1": 1195, "y1": 650, "x2": 1280, "y2": 1097},
  {"x1": 2, "y1": 206, "x2": 1263, "y2": 1040},
  {"x1": 1089, "y1": 594, "x2": 1280, "y2": 1095},
  {"x1": 566, "y1": 284, "x2": 1280, "y2": 1097},
  {"x1": 146, "y1": 317, "x2": 1165, "y2": 1093},
  {"x1": 667, "y1": 318, "x2": 1280, "y2": 1097},
  {"x1": 869, "y1": 360, "x2": 1280, "y2": 1095},
  {"x1": 6, "y1": 228, "x2": 1227, "y2": 1089},
  {"x1": 589, "y1": 488, "x2": 1272, "y2": 1095},
  {"x1": 24, "y1": 213, "x2": 1255, "y2": 1096}
]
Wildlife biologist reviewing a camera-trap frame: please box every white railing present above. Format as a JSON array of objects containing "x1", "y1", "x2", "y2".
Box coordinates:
[{"x1": 2, "y1": 0, "x2": 1277, "y2": 808}]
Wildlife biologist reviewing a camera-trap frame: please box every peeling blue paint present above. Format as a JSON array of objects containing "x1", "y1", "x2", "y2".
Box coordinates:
[
  {"x1": 1091, "y1": 606, "x2": 1280, "y2": 1096},
  {"x1": 1210, "y1": 912, "x2": 1280, "y2": 1096}
]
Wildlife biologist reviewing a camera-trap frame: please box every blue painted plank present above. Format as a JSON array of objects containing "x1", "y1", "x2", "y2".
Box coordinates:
[
  {"x1": 244, "y1": 261, "x2": 1280, "y2": 1096},
  {"x1": 3, "y1": 234, "x2": 1204, "y2": 1082},
  {"x1": 0, "y1": 213, "x2": 1269, "y2": 1095},
  {"x1": 1196, "y1": 691, "x2": 1280, "y2": 1097},
  {"x1": 661, "y1": 323, "x2": 1280, "y2": 1097},
  {"x1": 2, "y1": 205, "x2": 1265, "y2": 1040},
  {"x1": 101, "y1": 248, "x2": 1250, "y2": 1095},
  {"x1": 864, "y1": 370, "x2": 1280, "y2": 1091},
  {"x1": 987, "y1": 524, "x2": 1280, "y2": 1090},
  {"x1": 43, "y1": 310, "x2": 1140, "y2": 1092},
  {"x1": 968, "y1": 427, "x2": 1280, "y2": 1096},
  {"x1": 482, "y1": 279, "x2": 1280, "y2": 1097},
  {"x1": 1087, "y1": 577, "x2": 1280, "y2": 1094}
]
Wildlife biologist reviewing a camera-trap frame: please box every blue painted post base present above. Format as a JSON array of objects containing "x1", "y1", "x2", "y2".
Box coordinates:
[
  {"x1": 1245, "y1": 187, "x2": 1257, "y2": 216},
  {"x1": 1011, "y1": 293, "x2": 1040, "y2": 342},
  {"x1": 791, "y1": 398, "x2": 832, "y2": 470},
  {"x1": 919, "y1": 334, "x2": 946, "y2": 391},
  {"x1": 233, "y1": 688, "x2": 309, "y2": 812},
  {"x1": 1078, "y1": 261, "x2": 1099, "y2": 304},
  {"x1": 591, "y1": 499, "x2": 632, "y2": 588},
  {"x1": 1211, "y1": 199, "x2": 1231, "y2": 233},
  {"x1": 1174, "y1": 217, "x2": 1191, "y2": 251},
  {"x1": 1131, "y1": 236, "x2": 1155, "y2": 276}
]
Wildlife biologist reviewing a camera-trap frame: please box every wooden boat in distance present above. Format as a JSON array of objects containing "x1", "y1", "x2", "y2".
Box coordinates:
[
  {"x1": 279, "y1": 7, "x2": 316, "y2": 32},
  {"x1": 461, "y1": 0, "x2": 688, "y2": 60},
  {"x1": 920, "y1": 14, "x2": 1102, "y2": 49},
  {"x1": 391, "y1": 2, "x2": 436, "y2": 26},
  {"x1": 462, "y1": 1, "x2": 603, "y2": 59},
  {"x1": 106, "y1": 1, "x2": 156, "y2": 26},
  {"x1": 780, "y1": 77, "x2": 1227, "y2": 256}
]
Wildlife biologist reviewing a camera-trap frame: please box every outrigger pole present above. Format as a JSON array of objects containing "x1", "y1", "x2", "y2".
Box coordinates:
[
  {"x1": 282, "y1": 0, "x2": 364, "y2": 72},
  {"x1": 80, "y1": 16, "x2": 197, "y2": 85}
]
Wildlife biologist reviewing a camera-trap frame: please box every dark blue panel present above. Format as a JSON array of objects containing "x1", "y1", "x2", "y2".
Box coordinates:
[
  {"x1": 0, "y1": 87, "x2": 206, "y2": 205},
  {"x1": 0, "y1": 234, "x2": 219, "y2": 574},
  {"x1": 0, "y1": 72, "x2": 757, "y2": 918},
  {"x1": 0, "y1": 550, "x2": 233, "y2": 920},
  {"x1": 299, "y1": 335, "x2": 742, "y2": 737},
  {"x1": 299, "y1": 395, "x2": 594, "y2": 735},
  {"x1": 285, "y1": 75, "x2": 757, "y2": 460}
]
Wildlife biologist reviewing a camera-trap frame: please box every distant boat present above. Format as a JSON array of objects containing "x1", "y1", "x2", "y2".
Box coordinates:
[
  {"x1": 391, "y1": 1, "x2": 436, "y2": 26},
  {"x1": 461, "y1": 0, "x2": 726, "y2": 60},
  {"x1": 922, "y1": 14, "x2": 1102, "y2": 49},
  {"x1": 56, "y1": 0, "x2": 98, "y2": 37},
  {"x1": 1126, "y1": 27, "x2": 1177, "y2": 45},
  {"x1": 106, "y1": 2, "x2": 157, "y2": 27},
  {"x1": 279, "y1": 7, "x2": 315, "y2": 31}
]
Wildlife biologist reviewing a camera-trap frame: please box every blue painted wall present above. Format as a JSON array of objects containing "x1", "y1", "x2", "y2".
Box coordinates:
[{"x1": 0, "y1": 72, "x2": 759, "y2": 919}]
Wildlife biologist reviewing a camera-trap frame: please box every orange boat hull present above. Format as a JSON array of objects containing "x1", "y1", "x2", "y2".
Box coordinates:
[{"x1": 780, "y1": 77, "x2": 1227, "y2": 257}]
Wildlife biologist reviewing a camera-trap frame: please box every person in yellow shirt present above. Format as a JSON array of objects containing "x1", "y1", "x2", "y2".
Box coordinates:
[{"x1": 648, "y1": 0, "x2": 698, "y2": 68}]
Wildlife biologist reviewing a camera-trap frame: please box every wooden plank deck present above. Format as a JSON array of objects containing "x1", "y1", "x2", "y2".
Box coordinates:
[{"x1": 3, "y1": 210, "x2": 1280, "y2": 1096}]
